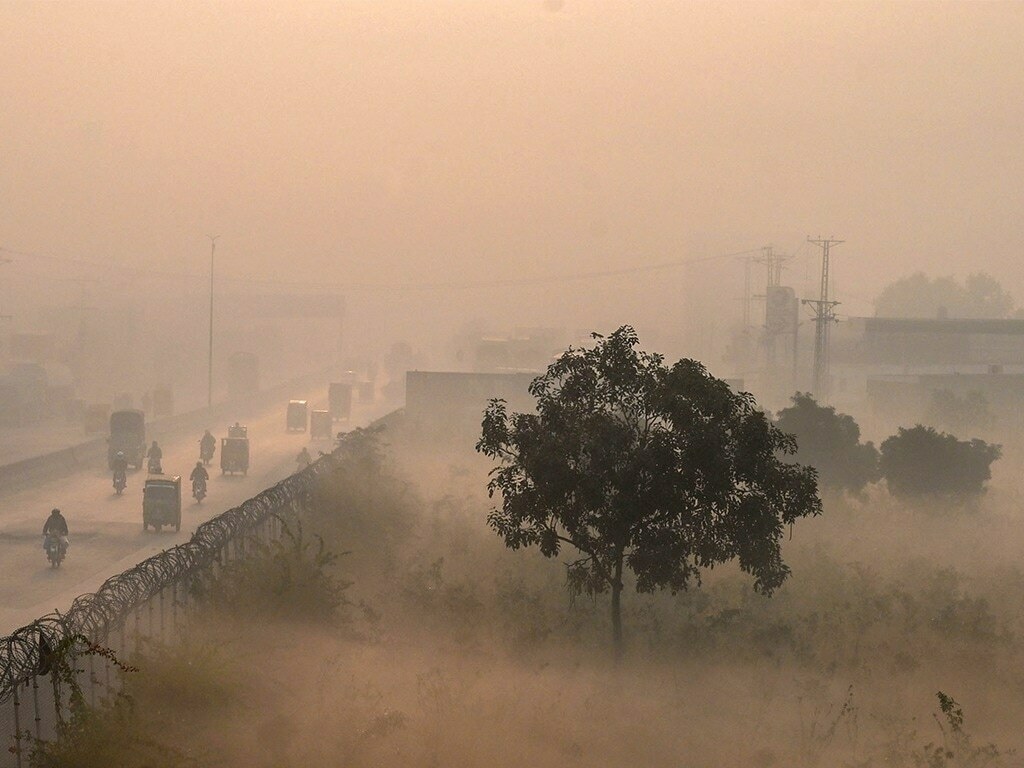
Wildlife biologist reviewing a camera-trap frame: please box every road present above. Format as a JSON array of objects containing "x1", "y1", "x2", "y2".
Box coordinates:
[{"x1": 0, "y1": 390, "x2": 393, "y2": 635}]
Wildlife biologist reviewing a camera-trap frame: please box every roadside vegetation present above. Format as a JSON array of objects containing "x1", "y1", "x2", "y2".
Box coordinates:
[{"x1": 26, "y1": 333, "x2": 1024, "y2": 767}]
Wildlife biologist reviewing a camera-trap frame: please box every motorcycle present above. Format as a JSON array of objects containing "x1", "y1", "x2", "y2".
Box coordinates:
[
  {"x1": 199, "y1": 439, "x2": 215, "y2": 466},
  {"x1": 113, "y1": 470, "x2": 127, "y2": 495},
  {"x1": 147, "y1": 456, "x2": 163, "y2": 474},
  {"x1": 192, "y1": 476, "x2": 207, "y2": 504},
  {"x1": 44, "y1": 532, "x2": 66, "y2": 568}
]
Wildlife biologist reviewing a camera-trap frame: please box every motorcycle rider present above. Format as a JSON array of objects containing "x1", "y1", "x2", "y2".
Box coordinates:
[
  {"x1": 190, "y1": 461, "x2": 209, "y2": 497},
  {"x1": 147, "y1": 440, "x2": 163, "y2": 473},
  {"x1": 296, "y1": 446, "x2": 312, "y2": 470},
  {"x1": 112, "y1": 450, "x2": 128, "y2": 491},
  {"x1": 42, "y1": 508, "x2": 69, "y2": 556},
  {"x1": 199, "y1": 430, "x2": 216, "y2": 463}
]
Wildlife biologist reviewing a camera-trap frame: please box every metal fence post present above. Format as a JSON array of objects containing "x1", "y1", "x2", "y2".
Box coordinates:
[
  {"x1": 88, "y1": 654, "x2": 96, "y2": 708},
  {"x1": 31, "y1": 675, "x2": 40, "y2": 741},
  {"x1": 12, "y1": 679, "x2": 23, "y2": 768}
]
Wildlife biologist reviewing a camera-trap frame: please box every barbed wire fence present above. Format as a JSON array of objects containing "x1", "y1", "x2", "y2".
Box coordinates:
[{"x1": 0, "y1": 451, "x2": 338, "y2": 768}]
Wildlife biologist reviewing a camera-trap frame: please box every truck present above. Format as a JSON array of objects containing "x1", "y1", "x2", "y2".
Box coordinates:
[
  {"x1": 328, "y1": 382, "x2": 352, "y2": 421},
  {"x1": 143, "y1": 475, "x2": 181, "y2": 532},
  {"x1": 108, "y1": 409, "x2": 146, "y2": 469},
  {"x1": 286, "y1": 400, "x2": 308, "y2": 432}
]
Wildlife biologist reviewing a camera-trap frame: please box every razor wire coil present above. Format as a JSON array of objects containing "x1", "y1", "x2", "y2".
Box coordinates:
[{"x1": 0, "y1": 453, "x2": 337, "y2": 705}]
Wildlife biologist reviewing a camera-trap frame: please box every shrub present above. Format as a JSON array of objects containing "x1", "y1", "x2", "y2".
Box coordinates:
[
  {"x1": 193, "y1": 517, "x2": 351, "y2": 622},
  {"x1": 775, "y1": 393, "x2": 880, "y2": 493},
  {"x1": 879, "y1": 425, "x2": 1001, "y2": 497},
  {"x1": 310, "y1": 426, "x2": 417, "y2": 576}
]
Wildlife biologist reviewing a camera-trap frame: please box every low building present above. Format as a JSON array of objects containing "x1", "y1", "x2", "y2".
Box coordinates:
[{"x1": 405, "y1": 370, "x2": 538, "y2": 441}]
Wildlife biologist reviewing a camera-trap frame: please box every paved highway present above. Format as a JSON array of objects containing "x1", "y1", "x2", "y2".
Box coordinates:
[{"x1": 0, "y1": 390, "x2": 392, "y2": 635}]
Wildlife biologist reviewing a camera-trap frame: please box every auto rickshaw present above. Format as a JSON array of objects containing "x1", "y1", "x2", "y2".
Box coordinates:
[
  {"x1": 143, "y1": 475, "x2": 181, "y2": 532},
  {"x1": 221, "y1": 436, "x2": 250, "y2": 475},
  {"x1": 310, "y1": 409, "x2": 332, "y2": 440}
]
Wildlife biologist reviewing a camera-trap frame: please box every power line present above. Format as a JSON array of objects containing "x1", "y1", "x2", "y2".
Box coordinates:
[{"x1": 0, "y1": 244, "x2": 761, "y2": 293}]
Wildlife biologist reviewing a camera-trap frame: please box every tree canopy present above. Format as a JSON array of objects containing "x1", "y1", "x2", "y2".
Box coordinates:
[
  {"x1": 879, "y1": 425, "x2": 1001, "y2": 498},
  {"x1": 874, "y1": 272, "x2": 1015, "y2": 319},
  {"x1": 476, "y1": 326, "x2": 821, "y2": 658},
  {"x1": 774, "y1": 393, "x2": 880, "y2": 493}
]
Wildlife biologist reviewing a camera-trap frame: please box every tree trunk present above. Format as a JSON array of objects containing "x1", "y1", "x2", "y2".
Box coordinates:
[{"x1": 611, "y1": 555, "x2": 624, "y2": 663}]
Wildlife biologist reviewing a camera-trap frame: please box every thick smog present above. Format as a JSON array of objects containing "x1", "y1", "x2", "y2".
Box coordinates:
[{"x1": 2, "y1": 2, "x2": 1024, "y2": 766}]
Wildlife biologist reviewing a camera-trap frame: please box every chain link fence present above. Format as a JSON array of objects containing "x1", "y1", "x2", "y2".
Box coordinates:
[{"x1": 0, "y1": 451, "x2": 337, "y2": 768}]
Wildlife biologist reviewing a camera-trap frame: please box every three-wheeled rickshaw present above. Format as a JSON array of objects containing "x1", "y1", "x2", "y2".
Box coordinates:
[
  {"x1": 310, "y1": 409, "x2": 332, "y2": 440},
  {"x1": 143, "y1": 475, "x2": 181, "y2": 532},
  {"x1": 221, "y1": 436, "x2": 250, "y2": 475}
]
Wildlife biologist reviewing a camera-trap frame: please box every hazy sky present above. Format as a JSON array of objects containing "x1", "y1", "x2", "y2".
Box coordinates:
[{"x1": 3, "y1": 1, "x2": 1024, "y2": 348}]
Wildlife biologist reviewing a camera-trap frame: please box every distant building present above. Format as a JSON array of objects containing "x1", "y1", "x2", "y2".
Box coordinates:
[
  {"x1": 405, "y1": 370, "x2": 537, "y2": 440},
  {"x1": 825, "y1": 317, "x2": 1024, "y2": 426}
]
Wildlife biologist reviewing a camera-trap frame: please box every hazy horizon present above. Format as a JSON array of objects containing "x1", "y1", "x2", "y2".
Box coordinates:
[{"x1": 3, "y1": 1, "x2": 1024, "y2": 352}]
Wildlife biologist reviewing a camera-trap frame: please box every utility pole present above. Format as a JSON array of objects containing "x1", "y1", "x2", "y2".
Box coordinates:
[
  {"x1": 741, "y1": 255, "x2": 753, "y2": 329},
  {"x1": 802, "y1": 236, "x2": 844, "y2": 400},
  {"x1": 753, "y1": 246, "x2": 793, "y2": 372},
  {"x1": 0, "y1": 257, "x2": 11, "y2": 323},
  {"x1": 207, "y1": 235, "x2": 219, "y2": 408}
]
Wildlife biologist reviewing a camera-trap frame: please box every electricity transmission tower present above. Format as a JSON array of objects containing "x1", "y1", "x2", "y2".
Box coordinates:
[
  {"x1": 802, "y1": 236, "x2": 843, "y2": 400},
  {"x1": 753, "y1": 246, "x2": 793, "y2": 370},
  {"x1": 753, "y1": 245, "x2": 791, "y2": 291}
]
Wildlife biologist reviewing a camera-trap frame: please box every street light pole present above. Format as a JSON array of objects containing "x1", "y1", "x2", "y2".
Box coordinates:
[{"x1": 207, "y1": 235, "x2": 219, "y2": 408}]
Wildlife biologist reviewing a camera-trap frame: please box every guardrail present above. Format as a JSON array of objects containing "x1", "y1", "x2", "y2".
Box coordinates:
[
  {"x1": 0, "y1": 443, "x2": 337, "y2": 767},
  {"x1": 0, "y1": 367, "x2": 334, "y2": 496}
]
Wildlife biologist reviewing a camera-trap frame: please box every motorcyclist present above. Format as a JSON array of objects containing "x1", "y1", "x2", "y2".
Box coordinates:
[
  {"x1": 147, "y1": 441, "x2": 163, "y2": 473},
  {"x1": 112, "y1": 451, "x2": 128, "y2": 490},
  {"x1": 190, "y1": 460, "x2": 209, "y2": 499},
  {"x1": 199, "y1": 430, "x2": 216, "y2": 462},
  {"x1": 42, "y1": 508, "x2": 69, "y2": 554},
  {"x1": 296, "y1": 447, "x2": 312, "y2": 469}
]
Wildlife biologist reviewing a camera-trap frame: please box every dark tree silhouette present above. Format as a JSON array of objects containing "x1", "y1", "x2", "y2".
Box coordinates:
[
  {"x1": 775, "y1": 393, "x2": 880, "y2": 493},
  {"x1": 874, "y1": 272, "x2": 1014, "y2": 319},
  {"x1": 476, "y1": 326, "x2": 821, "y2": 659},
  {"x1": 879, "y1": 425, "x2": 1001, "y2": 497}
]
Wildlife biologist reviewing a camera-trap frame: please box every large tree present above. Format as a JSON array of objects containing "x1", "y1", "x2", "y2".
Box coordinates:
[
  {"x1": 477, "y1": 326, "x2": 821, "y2": 659},
  {"x1": 774, "y1": 393, "x2": 880, "y2": 494}
]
